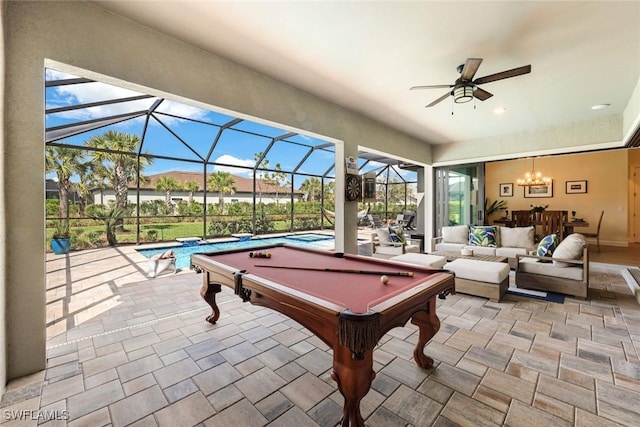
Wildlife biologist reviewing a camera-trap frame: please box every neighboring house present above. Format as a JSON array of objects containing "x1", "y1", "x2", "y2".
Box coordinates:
[
  {"x1": 45, "y1": 179, "x2": 81, "y2": 203},
  {"x1": 91, "y1": 171, "x2": 304, "y2": 205}
]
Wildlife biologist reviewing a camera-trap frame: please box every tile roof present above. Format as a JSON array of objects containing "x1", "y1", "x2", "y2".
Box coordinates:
[{"x1": 140, "y1": 171, "x2": 300, "y2": 195}]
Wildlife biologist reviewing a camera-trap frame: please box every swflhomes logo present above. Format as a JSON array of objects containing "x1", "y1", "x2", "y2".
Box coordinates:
[{"x1": 3, "y1": 409, "x2": 70, "y2": 421}]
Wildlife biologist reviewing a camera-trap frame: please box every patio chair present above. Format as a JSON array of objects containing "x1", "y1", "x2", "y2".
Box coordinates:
[
  {"x1": 367, "y1": 214, "x2": 384, "y2": 228},
  {"x1": 371, "y1": 228, "x2": 420, "y2": 259},
  {"x1": 401, "y1": 212, "x2": 416, "y2": 230},
  {"x1": 515, "y1": 234, "x2": 589, "y2": 299},
  {"x1": 582, "y1": 210, "x2": 604, "y2": 252}
]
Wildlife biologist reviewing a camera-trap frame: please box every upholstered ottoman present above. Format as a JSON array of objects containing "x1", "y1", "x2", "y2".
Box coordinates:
[
  {"x1": 389, "y1": 253, "x2": 447, "y2": 269},
  {"x1": 444, "y1": 259, "x2": 510, "y2": 302}
]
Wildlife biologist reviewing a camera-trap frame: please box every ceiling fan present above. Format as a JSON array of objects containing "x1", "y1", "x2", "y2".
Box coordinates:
[{"x1": 410, "y1": 58, "x2": 531, "y2": 108}]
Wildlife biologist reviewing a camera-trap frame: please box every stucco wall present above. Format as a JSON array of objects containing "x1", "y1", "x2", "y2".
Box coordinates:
[
  {"x1": 2, "y1": 1, "x2": 432, "y2": 381},
  {"x1": 0, "y1": 1, "x2": 7, "y2": 394},
  {"x1": 433, "y1": 115, "x2": 625, "y2": 166}
]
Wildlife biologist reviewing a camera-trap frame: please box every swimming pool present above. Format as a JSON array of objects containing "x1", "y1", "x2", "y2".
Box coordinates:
[{"x1": 137, "y1": 234, "x2": 336, "y2": 269}]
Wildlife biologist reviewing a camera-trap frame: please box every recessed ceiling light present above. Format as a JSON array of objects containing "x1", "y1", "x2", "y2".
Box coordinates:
[
  {"x1": 591, "y1": 103, "x2": 610, "y2": 110},
  {"x1": 493, "y1": 107, "x2": 506, "y2": 115}
]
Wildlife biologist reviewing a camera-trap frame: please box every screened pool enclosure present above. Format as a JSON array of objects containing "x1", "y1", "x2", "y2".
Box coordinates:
[{"x1": 45, "y1": 68, "x2": 419, "y2": 249}]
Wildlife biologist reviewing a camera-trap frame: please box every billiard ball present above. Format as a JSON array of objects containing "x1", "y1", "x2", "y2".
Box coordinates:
[{"x1": 380, "y1": 275, "x2": 389, "y2": 285}]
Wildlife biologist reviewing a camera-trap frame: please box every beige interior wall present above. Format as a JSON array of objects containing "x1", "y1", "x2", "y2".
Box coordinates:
[
  {"x1": 2, "y1": 1, "x2": 433, "y2": 381},
  {"x1": 485, "y1": 149, "x2": 629, "y2": 246}
]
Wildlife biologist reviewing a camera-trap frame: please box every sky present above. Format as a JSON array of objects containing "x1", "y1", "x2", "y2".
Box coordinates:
[{"x1": 45, "y1": 68, "x2": 416, "y2": 187}]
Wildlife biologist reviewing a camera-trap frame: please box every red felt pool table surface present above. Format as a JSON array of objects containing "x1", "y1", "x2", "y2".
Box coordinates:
[{"x1": 197, "y1": 244, "x2": 445, "y2": 314}]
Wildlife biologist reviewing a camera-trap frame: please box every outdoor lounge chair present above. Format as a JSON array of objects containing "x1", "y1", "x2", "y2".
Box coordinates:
[
  {"x1": 399, "y1": 212, "x2": 416, "y2": 230},
  {"x1": 147, "y1": 249, "x2": 177, "y2": 278}
]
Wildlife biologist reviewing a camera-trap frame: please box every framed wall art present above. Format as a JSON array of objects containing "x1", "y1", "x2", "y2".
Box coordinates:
[
  {"x1": 565, "y1": 180, "x2": 587, "y2": 194},
  {"x1": 524, "y1": 181, "x2": 553, "y2": 198},
  {"x1": 499, "y1": 183, "x2": 514, "y2": 197}
]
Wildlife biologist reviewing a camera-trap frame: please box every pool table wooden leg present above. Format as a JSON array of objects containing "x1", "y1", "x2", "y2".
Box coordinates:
[
  {"x1": 410, "y1": 298, "x2": 440, "y2": 369},
  {"x1": 200, "y1": 273, "x2": 222, "y2": 324},
  {"x1": 331, "y1": 344, "x2": 375, "y2": 427}
]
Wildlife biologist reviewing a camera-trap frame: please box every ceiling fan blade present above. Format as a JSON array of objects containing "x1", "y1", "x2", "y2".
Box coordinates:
[
  {"x1": 426, "y1": 92, "x2": 451, "y2": 108},
  {"x1": 473, "y1": 65, "x2": 531, "y2": 85},
  {"x1": 410, "y1": 84, "x2": 452, "y2": 90},
  {"x1": 460, "y1": 58, "x2": 483, "y2": 81},
  {"x1": 473, "y1": 87, "x2": 493, "y2": 101}
]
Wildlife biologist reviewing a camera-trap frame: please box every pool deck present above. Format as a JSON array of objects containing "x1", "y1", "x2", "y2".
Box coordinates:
[{"x1": 6, "y1": 231, "x2": 638, "y2": 425}]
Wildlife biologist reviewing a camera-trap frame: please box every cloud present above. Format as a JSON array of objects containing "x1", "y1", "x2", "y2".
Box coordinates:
[
  {"x1": 212, "y1": 154, "x2": 255, "y2": 176},
  {"x1": 45, "y1": 68, "x2": 209, "y2": 125}
]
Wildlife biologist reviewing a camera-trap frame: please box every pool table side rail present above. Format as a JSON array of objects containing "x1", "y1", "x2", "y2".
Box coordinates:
[{"x1": 370, "y1": 272, "x2": 455, "y2": 314}]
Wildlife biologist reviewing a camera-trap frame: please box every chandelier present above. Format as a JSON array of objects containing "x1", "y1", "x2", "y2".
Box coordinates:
[{"x1": 517, "y1": 158, "x2": 551, "y2": 186}]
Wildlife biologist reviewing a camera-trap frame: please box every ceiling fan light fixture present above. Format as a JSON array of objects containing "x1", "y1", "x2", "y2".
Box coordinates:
[{"x1": 453, "y1": 85, "x2": 474, "y2": 104}]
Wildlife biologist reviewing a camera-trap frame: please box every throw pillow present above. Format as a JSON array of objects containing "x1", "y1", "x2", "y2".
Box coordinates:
[
  {"x1": 468, "y1": 226, "x2": 498, "y2": 247},
  {"x1": 499, "y1": 226, "x2": 535, "y2": 248},
  {"x1": 388, "y1": 227, "x2": 405, "y2": 244},
  {"x1": 441, "y1": 225, "x2": 469, "y2": 244},
  {"x1": 537, "y1": 234, "x2": 559, "y2": 258},
  {"x1": 553, "y1": 233, "x2": 587, "y2": 267}
]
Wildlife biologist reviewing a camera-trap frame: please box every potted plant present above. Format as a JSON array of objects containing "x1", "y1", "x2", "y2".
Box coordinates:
[
  {"x1": 51, "y1": 221, "x2": 71, "y2": 254},
  {"x1": 484, "y1": 198, "x2": 507, "y2": 224},
  {"x1": 530, "y1": 204, "x2": 549, "y2": 221}
]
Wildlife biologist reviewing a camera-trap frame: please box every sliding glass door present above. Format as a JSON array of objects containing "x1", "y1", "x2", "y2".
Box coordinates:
[{"x1": 434, "y1": 164, "x2": 484, "y2": 236}]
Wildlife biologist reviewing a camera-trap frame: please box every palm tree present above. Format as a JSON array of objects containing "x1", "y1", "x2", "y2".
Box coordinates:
[
  {"x1": 89, "y1": 206, "x2": 124, "y2": 246},
  {"x1": 263, "y1": 163, "x2": 288, "y2": 204},
  {"x1": 45, "y1": 145, "x2": 88, "y2": 231},
  {"x1": 322, "y1": 180, "x2": 336, "y2": 203},
  {"x1": 85, "y1": 130, "x2": 152, "y2": 226},
  {"x1": 300, "y1": 177, "x2": 322, "y2": 201},
  {"x1": 155, "y1": 176, "x2": 182, "y2": 208},
  {"x1": 207, "y1": 172, "x2": 236, "y2": 210},
  {"x1": 74, "y1": 162, "x2": 102, "y2": 217},
  {"x1": 253, "y1": 152, "x2": 269, "y2": 204},
  {"x1": 184, "y1": 180, "x2": 200, "y2": 203}
]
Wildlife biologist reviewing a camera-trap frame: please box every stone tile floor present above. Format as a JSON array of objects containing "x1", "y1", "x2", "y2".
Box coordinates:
[{"x1": 2, "y1": 244, "x2": 640, "y2": 426}]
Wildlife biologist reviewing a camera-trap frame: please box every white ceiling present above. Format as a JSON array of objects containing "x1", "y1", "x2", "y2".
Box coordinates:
[{"x1": 93, "y1": 1, "x2": 640, "y2": 147}]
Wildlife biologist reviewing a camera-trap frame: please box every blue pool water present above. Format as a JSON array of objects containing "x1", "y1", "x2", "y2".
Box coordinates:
[{"x1": 137, "y1": 234, "x2": 335, "y2": 269}]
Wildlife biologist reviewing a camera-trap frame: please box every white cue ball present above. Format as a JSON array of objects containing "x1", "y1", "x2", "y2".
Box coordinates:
[{"x1": 380, "y1": 275, "x2": 389, "y2": 285}]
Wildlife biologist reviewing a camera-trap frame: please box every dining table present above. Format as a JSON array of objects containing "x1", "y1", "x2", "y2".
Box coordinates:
[{"x1": 493, "y1": 217, "x2": 589, "y2": 235}]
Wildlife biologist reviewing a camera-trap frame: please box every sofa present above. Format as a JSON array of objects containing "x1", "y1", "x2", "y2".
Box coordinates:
[
  {"x1": 515, "y1": 233, "x2": 589, "y2": 299},
  {"x1": 431, "y1": 224, "x2": 537, "y2": 268}
]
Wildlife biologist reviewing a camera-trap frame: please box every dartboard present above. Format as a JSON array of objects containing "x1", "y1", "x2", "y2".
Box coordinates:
[{"x1": 345, "y1": 174, "x2": 362, "y2": 202}]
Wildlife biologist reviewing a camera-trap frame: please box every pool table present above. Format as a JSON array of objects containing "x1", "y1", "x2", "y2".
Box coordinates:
[{"x1": 191, "y1": 244, "x2": 455, "y2": 427}]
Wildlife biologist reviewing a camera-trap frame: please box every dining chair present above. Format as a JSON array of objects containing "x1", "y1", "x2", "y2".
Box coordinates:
[
  {"x1": 541, "y1": 210, "x2": 565, "y2": 240},
  {"x1": 582, "y1": 210, "x2": 604, "y2": 252},
  {"x1": 512, "y1": 210, "x2": 532, "y2": 227}
]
